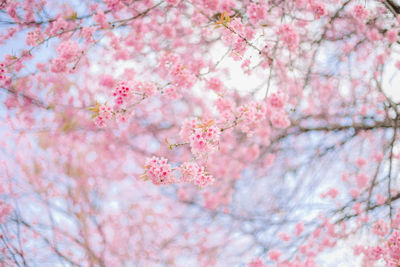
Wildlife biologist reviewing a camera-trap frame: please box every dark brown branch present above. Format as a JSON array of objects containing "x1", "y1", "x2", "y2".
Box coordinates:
[
  {"x1": 335, "y1": 192, "x2": 400, "y2": 224},
  {"x1": 383, "y1": 0, "x2": 400, "y2": 16}
]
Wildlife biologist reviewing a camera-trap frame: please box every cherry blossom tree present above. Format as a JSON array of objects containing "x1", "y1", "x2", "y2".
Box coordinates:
[{"x1": 1, "y1": 0, "x2": 400, "y2": 266}]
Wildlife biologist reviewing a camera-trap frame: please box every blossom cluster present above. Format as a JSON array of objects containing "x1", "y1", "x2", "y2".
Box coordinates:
[
  {"x1": 92, "y1": 81, "x2": 159, "y2": 127},
  {"x1": 51, "y1": 41, "x2": 81, "y2": 73},
  {"x1": 311, "y1": 2, "x2": 326, "y2": 19},
  {"x1": 94, "y1": 104, "x2": 113, "y2": 128},
  {"x1": 247, "y1": 258, "x2": 265, "y2": 267},
  {"x1": 237, "y1": 101, "x2": 266, "y2": 133},
  {"x1": 180, "y1": 118, "x2": 220, "y2": 156},
  {"x1": 353, "y1": 4, "x2": 368, "y2": 20},
  {"x1": 359, "y1": 230, "x2": 400, "y2": 266},
  {"x1": 26, "y1": 29, "x2": 44, "y2": 46},
  {"x1": 214, "y1": 91, "x2": 290, "y2": 136},
  {"x1": 159, "y1": 53, "x2": 195, "y2": 89},
  {"x1": 247, "y1": 2, "x2": 268, "y2": 25},
  {"x1": 92, "y1": 102, "x2": 131, "y2": 127},
  {"x1": 277, "y1": 24, "x2": 299, "y2": 51},
  {"x1": 112, "y1": 81, "x2": 155, "y2": 107},
  {"x1": 220, "y1": 18, "x2": 255, "y2": 60},
  {"x1": 0, "y1": 63, "x2": 8, "y2": 86},
  {"x1": 206, "y1": 77, "x2": 224, "y2": 93},
  {"x1": 3, "y1": 0, "x2": 400, "y2": 265},
  {"x1": 0, "y1": 201, "x2": 11, "y2": 224},
  {"x1": 178, "y1": 161, "x2": 215, "y2": 187},
  {"x1": 143, "y1": 157, "x2": 215, "y2": 187},
  {"x1": 143, "y1": 157, "x2": 175, "y2": 185},
  {"x1": 47, "y1": 17, "x2": 69, "y2": 36},
  {"x1": 267, "y1": 91, "x2": 290, "y2": 129}
]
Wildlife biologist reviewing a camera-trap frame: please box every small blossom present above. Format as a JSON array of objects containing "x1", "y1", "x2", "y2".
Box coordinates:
[
  {"x1": 356, "y1": 174, "x2": 368, "y2": 189},
  {"x1": 321, "y1": 188, "x2": 339, "y2": 199},
  {"x1": 353, "y1": 4, "x2": 368, "y2": 20},
  {"x1": 355, "y1": 157, "x2": 366, "y2": 167},
  {"x1": 295, "y1": 222, "x2": 304, "y2": 236},
  {"x1": 278, "y1": 232, "x2": 291, "y2": 242},
  {"x1": 311, "y1": 3, "x2": 326, "y2": 19},
  {"x1": 372, "y1": 220, "x2": 389, "y2": 237},
  {"x1": 387, "y1": 29, "x2": 398, "y2": 43},
  {"x1": 166, "y1": 0, "x2": 180, "y2": 5},
  {"x1": 100, "y1": 74, "x2": 115, "y2": 88},
  {"x1": 349, "y1": 188, "x2": 360, "y2": 198},
  {"x1": 376, "y1": 194, "x2": 387, "y2": 206},
  {"x1": 268, "y1": 249, "x2": 282, "y2": 261},
  {"x1": 248, "y1": 258, "x2": 265, "y2": 267}
]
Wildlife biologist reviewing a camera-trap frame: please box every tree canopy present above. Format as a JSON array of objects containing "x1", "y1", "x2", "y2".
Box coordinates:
[{"x1": 1, "y1": 0, "x2": 400, "y2": 266}]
